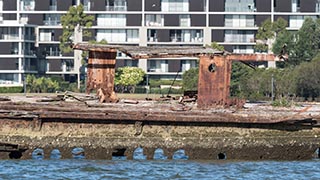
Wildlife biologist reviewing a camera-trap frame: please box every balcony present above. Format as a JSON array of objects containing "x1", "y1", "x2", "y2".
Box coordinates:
[
  {"x1": 49, "y1": 6, "x2": 57, "y2": 11},
  {"x1": 1, "y1": 34, "x2": 19, "y2": 40},
  {"x1": 45, "y1": 51, "x2": 60, "y2": 57},
  {"x1": 43, "y1": 20, "x2": 60, "y2": 26},
  {"x1": 105, "y1": 6, "x2": 127, "y2": 11}
]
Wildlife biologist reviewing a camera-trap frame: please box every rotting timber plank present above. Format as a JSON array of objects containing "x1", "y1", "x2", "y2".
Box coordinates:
[
  {"x1": 0, "y1": 102, "x2": 316, "y2": 125},
  {"x1": 34, "y1": 110, "x2": 313, "y2": 125}
]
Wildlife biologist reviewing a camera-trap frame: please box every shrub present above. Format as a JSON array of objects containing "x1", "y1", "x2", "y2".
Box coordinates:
[{"x1": 0, "y1": 86, "x2": 23, "y2": 93}]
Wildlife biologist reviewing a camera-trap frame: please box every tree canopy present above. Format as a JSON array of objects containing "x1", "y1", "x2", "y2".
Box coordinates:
[
  {"x1": 115, "y1": 67, "x2": 145, "y2": 93},
  {"x1": 255, "y1": 17, "x2": 288, "y2": 53},
  {"x1": 60, "y1": 4, "x2": 94, "y2": 54}
]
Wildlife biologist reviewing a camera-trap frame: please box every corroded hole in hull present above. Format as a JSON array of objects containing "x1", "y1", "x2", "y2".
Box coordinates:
[{"x1": 217, "y1": 153, "x2": 227, "y2": 160}]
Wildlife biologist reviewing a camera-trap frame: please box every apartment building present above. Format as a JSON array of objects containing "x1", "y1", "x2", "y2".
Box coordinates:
[{"x1": 0, "y1": 0, "x2": 319, "y2": 86}]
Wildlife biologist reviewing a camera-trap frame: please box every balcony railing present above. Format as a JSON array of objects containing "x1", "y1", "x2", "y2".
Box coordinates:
[
  {"x1": 49, "y1": 6, "x2": 57, "y2": 11},
  {"x1": 1, "y1": 34, "x2": 19, "y2": 40},
  {"x1": 46, "y1": 51, "x2": 60, "y2": 56},
  {"x1": 105, "y1": 6, "x2": 127, "y2": 11},
  {"x1": 43, "y1": 20, "x2": 61, "y2": 26}
]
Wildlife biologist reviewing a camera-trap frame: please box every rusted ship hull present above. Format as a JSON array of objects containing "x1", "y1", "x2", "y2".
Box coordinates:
[{"x1": 0, "y1": 97, "x2": 320, "y2": 160}]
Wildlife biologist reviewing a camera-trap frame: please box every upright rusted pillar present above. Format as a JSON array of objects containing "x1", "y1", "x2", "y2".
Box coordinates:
[
  {"x1": 197, "y1": 55, "x2": 232, "y2": 108},
  {"x1": 87, "y1": 50, "x2": 118, "y2": 102}
]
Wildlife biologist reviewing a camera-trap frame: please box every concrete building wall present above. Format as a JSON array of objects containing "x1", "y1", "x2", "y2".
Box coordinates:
[
  {"x1": 145, "y1": 0, "x2": 161, "y2": 11},
  {"x1": 274, "y1": 0, "x2": 291, "y2": 12},
  {"x1": 191, "y1": 15, "x2": 206, "y2": 27},
  {"x1": 301, "y1": 0, "x2": 316, "y2": 12},
  {"x1": 164, "y1": 15, "x2": 179, "y2": 26},
  {"x1": 0, "y1": 59, "x2": 17, "y2": 70},
  {"x1": 127, "y1": 0, "x2": 142, "y2": 11},
  {"x1": 189, "y1": 0, "x2": 205, "y2": 12},
  {"x1": 256, "y1": 0, "x2": 271, "y2": 12},
  {"x1": 35, "y1": 0, "x2": 50, "y2": 11},
  {"x1": 91, "y1": 0, "x2": 106, "y2": 11},
  {"x1": 127, "y1": 15, "x2": 142, "y2": 26},
  {"x1": 3, "y1": 0, "x2": 16, "y2": 11},
  {"x1": 209, "y1": 0, "x2": 224, "y2": 12}
]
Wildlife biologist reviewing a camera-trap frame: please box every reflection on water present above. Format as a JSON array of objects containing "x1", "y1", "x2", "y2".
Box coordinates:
[{"x1": 0, "y1": 159, "x2": 320, "y2": 179}]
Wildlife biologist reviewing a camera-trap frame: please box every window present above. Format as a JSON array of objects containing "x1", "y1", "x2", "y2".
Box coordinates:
[
  {"x1": 225, "y1": 30, "x2": 255, "y2": 43},
  {"x1": 145, "y1": 15, "x2": 164, "y2": 26},
  {"x1": 81, "y1": 0, "x2": 91, "y2": 11},
  {"x1": 147, "y1": 30, "x2": 158, "y2": 42},
  {"x1": 148, "y1": 60, "x2": 168, "y2": 72},
  {"x1": 62, "y1": 60, "x2": 74, "y2": 72},
  {"x1": 179, "y1": 15, "x2": 190, "y2": 27},
  {"x1": 225, "y1": 15, "x2": 254, "y2": 27},
  {"x1": 96, "y1": 29, "x2": 139, "y2": 42},
  {"x1": 97, "y1": 14, "x2": 126, "y2": 26},
  {"x1": 161, "y1": 0, "x2": 189, "y2": 12},
  {"x1": 233, "y1": 45, "x2": 254, "y2": 53},
  {"x1": 317, "y1": 0, "x2": 320, "y2": 12},
  {"x1": 289, "y1": 16, "x2": 317, "y2": 28},
  {"x1": 44, "y1": 14, "x2": 61, "y2": 25},
  {"x1": 124, "y1": 60, "x2": 138, "y2": 67},
  {"x1": 181, "y1": 60, "x2": 197, "y2": 72},
  {"x1": 23, "y1": 27, "x2": 35, "y2": 40},
  {"x1": 39, "y1": 29, "x2": 54, "y2": 41},
  {"x1": 0, "y1": 27, "x2": 19, "y2": 40},
  {"x1": 21, "y1": 0, "x2": 35, "y2": 11},
  {"x1": 225, "y1": 0, "x2": 255, "y2": 12},
  {"x1": 23, "y1": 42, "x2": 36, "y2": 56},
  {"x1": 106, "y1": 0, "x2": 127, "y2": 11},
  {"x1": 170, "y1": 29, "x2": 203, "y2": 42},
  {"x1": 72, "y1": 0, "x2": 77, "y2": 6},
  {"x1": 292, "y1": 0, "x2": 300, "y2": 12},
  {"x1": 49, "y1": 0, "x2": 57, "y2": 10},
  {"x1": 0, "y1": 73, "x2": 19, "y2": 84},
  {"x1": 45, "y1": 46, "x2": 60, "y2": 56}
]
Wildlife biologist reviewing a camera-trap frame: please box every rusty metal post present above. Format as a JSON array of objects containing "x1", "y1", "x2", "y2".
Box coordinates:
[
  {"x1": 87, "y1": 50, "x2": 118, "y2": 102},
  {"x1": 197, "y1": 55, "x2": 231, "y2": 108}
]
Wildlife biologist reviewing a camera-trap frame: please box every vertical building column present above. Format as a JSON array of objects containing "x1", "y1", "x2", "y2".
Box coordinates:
[
  {"x1": 18, "y1": 26, "x2": 23, "y2": 84},
  {"x1": 138, "y1": 58, "x2": 148, "y2": 72},
  {"x1": 204, "y1": 27, "x2": 212, "y2": 45},
  {"x1": 139, "y1": 27, "x2": 148, "y2": 46},
  {"x1": 74, "y1": 24, "x2": 83, "y2": 89}
]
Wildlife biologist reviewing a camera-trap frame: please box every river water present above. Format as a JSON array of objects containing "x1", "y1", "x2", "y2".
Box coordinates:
[{"x1": 0, "y1": 159, "x2": 320, "y2": 179}]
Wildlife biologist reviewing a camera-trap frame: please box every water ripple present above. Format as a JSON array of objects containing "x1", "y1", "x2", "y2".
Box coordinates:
[{"x1": 0, "y1": 159, "x2": 320, "y2": 179}]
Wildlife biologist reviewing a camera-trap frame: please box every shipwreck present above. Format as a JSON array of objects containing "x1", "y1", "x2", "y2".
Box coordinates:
[{"x1": 0, "y1": 44, "x2": 319, "y2": 161}]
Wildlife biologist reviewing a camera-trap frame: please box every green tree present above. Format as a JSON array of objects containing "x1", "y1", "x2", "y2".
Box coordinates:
[
  {"x1": 115, "y1": 67, "x2": 145, "y2": 93},
  {"x1": 255, "y1": 18, "x2": 288, "y2": 53},
  {"x1": 294, "y1": 57, "x2": 320, "y2": 99},
  {"x1": 230, "y1": 62, "x2": 253, "y2": 97},
  {"x1": 291, "y1": 17, "x2": 320, "y2": 64},
  {"x1": 255, "y1": 19, "x2": 274, "y2": 52},
  {"x1": 182, "y1": 68, "x2": 199, "y2": 91},
  {"x1": 60, "y1": 4, "x2": 94, "y2": 54},
  {"x1": 210, "y1": 42, "x2": 225, "y2": 51}
]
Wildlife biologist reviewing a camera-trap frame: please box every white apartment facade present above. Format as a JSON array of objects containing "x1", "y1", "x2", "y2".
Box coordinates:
[{"x1": 0, "y1": 0, "x2": 319, "y2": 86}]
